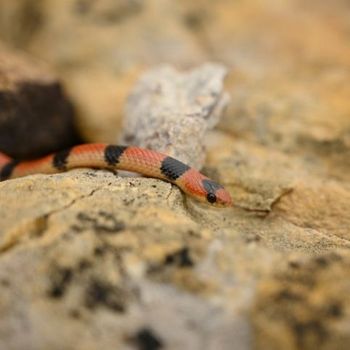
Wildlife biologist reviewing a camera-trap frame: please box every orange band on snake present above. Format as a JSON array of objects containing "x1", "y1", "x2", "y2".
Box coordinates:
[{"x1": 0, "y1": 144, "x2": 232, "y2": 207}]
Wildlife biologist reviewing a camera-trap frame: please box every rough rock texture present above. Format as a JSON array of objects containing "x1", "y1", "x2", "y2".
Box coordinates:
[
  {"x1": 0, "y1": 1, "x2": 350, "y2": 350},
  {"x1": 0, "y1": 44, "x2": 79, "y2": 158},
  {"x1": 121, "y1": 63, "x2": 229, "y2": 168},
  {"x1": 253, "y1": 250, "x2": 350, "y2": 350},
  {"x1": 0, "y1": 171, "x2": 253, "y2": 350}
]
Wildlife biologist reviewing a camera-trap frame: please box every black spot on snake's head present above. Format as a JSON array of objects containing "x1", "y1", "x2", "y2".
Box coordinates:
[{"x1": 202, "y1": 179, "x2": 233, "y2": 207}]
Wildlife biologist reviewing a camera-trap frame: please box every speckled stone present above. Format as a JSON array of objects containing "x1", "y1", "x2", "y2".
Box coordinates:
[
  {"x1": 0, "y1": 0, "x2": 349, "y2": 349},
  {"x1": 121, "y1": 63, "x2": 229, "y2": 168}
]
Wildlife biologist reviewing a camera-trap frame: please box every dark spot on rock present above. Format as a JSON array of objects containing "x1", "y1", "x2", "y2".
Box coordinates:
[
  {"x1": 70, "y1": 224, "x2": 84, "y2": 233},
  {"x1": 97, "y1": 210, "x2": 126, "y2": 233},
  {"x1": 183, "y1": 12, "x2": 204, "y2": 30},
  {"x1": 187, "y1": 229, "x2": 200, "y2": 238},
  {"x1": 78, "y1": 1, "x2": 143, "y2": 23},
  {"x1": 85, "y1": 279, "x2": 126, "y2": 313},
  {"x1": 48, "y1": 267, "x2": 73, "y2": 298},
  {"x1": 69, "y1": 309, "x2": 81, "y2": 319},
  {"x1": 0, "y1": 279, "x2": 10, "y2": 287},
  {"x1": 76, "y1": 211, "x2": 125, "y2": 234},
  {"x1": 74, "y1": 0, "x2": 92, "y2": 14},
  {"x1": 130, "y1": 328, "x2": 163, "y2": 350},
  {"x1": 325, "y1": 302, "x2": 343, "y2": 318},
  {"x1": 124, "y1": 133, "x2": 135, "y2": 143},
  {"x1": 288, "y1": 261, "x2": 301, "y2": 269},
  {"x1": 77, "y1": 212, "x2": 95, "y2": 223},
  {"x1": 293, "y1": 320, "x2": 328, "y2": 347},
  {"x1": 313, "y1": 252, "x2": 342, "y2": 269},
  {"x1": 164, "y1": 247, "x2": 194, "y2": 268},
  {"x1": 123, "y1": 197, "x2": 135, "y2": 205},
  {"x1": 85, "y1": 171, "x2": 97, "y2": 177},
  {"x1": 275, "y1": 289, "x2": 304, "y2": 302},
  {"x1": 314, "y1": 256, "x2": 329, "y2": 268},
  {"x1": 245, "y1": 233, "x2": 261, "y2": 243},
  {"x1": 94, "y1": 245, "x2": 108, "y2": 257},
  {"x1": 78, "y1": 259, "x2": 92, "y2": 271}
]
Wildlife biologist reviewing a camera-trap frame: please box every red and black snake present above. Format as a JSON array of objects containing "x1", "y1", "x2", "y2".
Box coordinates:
[{"x1": 0, "y1": 144, "x2": 232, "y2": 207}]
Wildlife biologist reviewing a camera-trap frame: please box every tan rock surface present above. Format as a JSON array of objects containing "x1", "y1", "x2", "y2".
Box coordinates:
[
  {"x1": 0, "y1": 170, "x2": 253, "y2": 350},
  {"x1": 0, "y1": 133, "x2": 349, "y2": 349},
  {"x1": 0, "y1": 1, "x2": 349, "y2": 349},
  {"x1": 253, "y1": 251, "x2": 350, "y2": 350}
]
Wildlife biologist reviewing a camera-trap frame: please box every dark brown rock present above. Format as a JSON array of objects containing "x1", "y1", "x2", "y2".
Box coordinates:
[{"x1": 0, "y1": 45, "x2": 79, "y2": 158}]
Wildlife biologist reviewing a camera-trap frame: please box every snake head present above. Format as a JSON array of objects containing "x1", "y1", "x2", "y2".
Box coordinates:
[{"x1": 200, "y1": 179, "x2": 232, "y2": 207}]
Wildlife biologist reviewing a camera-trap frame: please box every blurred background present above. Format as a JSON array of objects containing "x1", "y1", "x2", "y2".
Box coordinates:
[{"x1": 0, "y1": 0, "x2": 349, "y2": 176}]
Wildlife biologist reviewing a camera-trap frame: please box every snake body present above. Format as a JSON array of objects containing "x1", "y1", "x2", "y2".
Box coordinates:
[{"x1": 0, "y1": 143, "x2": 232, "y2": 207}]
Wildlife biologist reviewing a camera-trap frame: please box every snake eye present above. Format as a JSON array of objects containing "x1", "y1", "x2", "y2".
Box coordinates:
[{"x1": 206, "y1": 192, "x2": 217, "y2": 203}]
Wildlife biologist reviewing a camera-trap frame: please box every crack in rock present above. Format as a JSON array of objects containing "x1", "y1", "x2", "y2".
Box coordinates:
[{"x1": 0, "y1": 186, "x2": 104, "y2": 254}]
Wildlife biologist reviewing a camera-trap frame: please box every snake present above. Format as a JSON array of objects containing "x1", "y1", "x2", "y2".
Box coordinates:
[{"x1": 0, "y1": 143, "x2": 232, "y2": 207}]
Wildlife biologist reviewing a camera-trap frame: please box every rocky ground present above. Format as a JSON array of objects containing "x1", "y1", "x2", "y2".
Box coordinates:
[{"x1": 0, "y1": 1, "x2": 349, "y2": 349}]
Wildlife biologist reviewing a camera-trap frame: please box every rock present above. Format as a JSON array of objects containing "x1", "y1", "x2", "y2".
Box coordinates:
[
  {"x1": 0, "y1": 1, "x2": 350, "y2": 349},
  {"x1": 0, "y1": 0, "x2": 206, "y2": 142},
  {"x1": 195, "y1": 0, "x2": 350, "y2": 181},
  {"x1": 121, "y1": 63, "x2": 229, "y2": 168},
  {"x1": 253, "y1": 251, "x2": 350, "y2": 350},
  {"x1": 0, "y1": 44, "x2": 79, "y2": 158},
  {"x1": 0, "y1": 170, "x2": 253, "y2": 350},
  {"x1": 0, "y1": 141, "x2": 350, "y2": 349}
]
